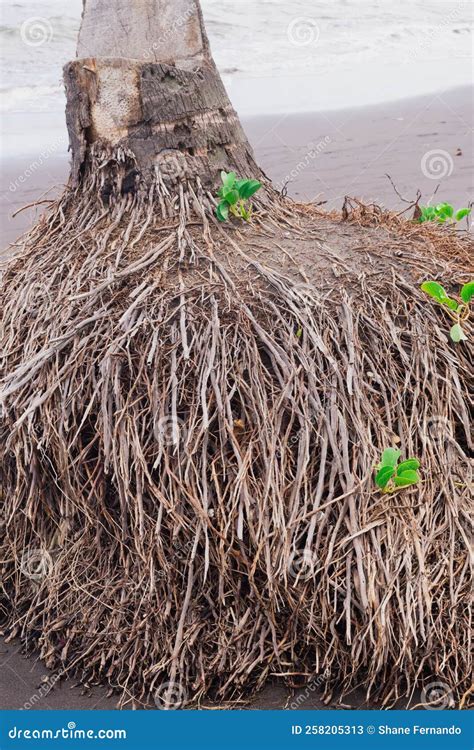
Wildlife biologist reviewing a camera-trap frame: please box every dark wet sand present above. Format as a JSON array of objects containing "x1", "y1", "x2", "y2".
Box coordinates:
[
  {"x1": 1, "y1": 86, "x2": 472, "y2": 258},
  {"x1": 1, "y1": 86, "x2": 471, "y2": 710},
  {"x1": 1, "y1": 638, "x2": 415, "y2": 711}
]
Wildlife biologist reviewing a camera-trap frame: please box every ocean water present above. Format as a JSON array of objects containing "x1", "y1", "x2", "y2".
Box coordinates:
[
  {"x1": 1, "y1": 0, "x2": 473, "y2": 112},
  {"x1": 0, "y1": 0, "x2": 472, "y2": 156}
]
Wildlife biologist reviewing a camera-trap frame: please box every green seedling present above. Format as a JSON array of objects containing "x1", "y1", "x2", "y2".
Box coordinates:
[
  {"x1": 375, "y1": 448, "x2": 421, "y2": 493},
  {"x1": 418, "y1": 203, "x2": 471, "y2": 225},
  {"x1": 421, "y1": 280, "x2": 473, "y2": 343},
  {"x1": 216, "y1": 171, "x2": 262, "y2": 222}
]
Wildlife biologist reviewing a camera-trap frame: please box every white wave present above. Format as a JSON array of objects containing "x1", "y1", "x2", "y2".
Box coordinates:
[{"x1": 0, "y1": 85, "x2": 63, "y2": 112}]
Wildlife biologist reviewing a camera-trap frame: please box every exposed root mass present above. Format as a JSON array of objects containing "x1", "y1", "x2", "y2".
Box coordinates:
[{"x1": 0, "y1": 172, "x2": 472, "y2": 708}]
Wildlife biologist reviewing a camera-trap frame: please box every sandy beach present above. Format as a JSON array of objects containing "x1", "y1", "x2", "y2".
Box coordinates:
[
  {"x1": 2, "y1": 637, "x2": 417, "y2": 710},
  {"x1": 1, "y1": 85, "x2": 472, "y2": 257}
]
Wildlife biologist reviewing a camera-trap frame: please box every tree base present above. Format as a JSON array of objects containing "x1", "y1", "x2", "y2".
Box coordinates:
[{"x1": 0, "y1": 185, "x2": 472, "y2": 708}]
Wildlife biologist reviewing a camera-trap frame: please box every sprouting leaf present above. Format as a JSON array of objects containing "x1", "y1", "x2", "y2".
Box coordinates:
[
  {"x1": 455, "y1": 208, "x2": 471, "y2": 222},
  {"x1": 393, "y1": 470, "x2": 420, "y2": 487},
  {"x1": 296, "y1": 327, "x2": 303, "y2": 338},
  {"x1": 420, "y1": 281, "x2": 458, "y2": 311},
  {"x1": 420, "y1": 281, "x2": 449, "y2": 302},
  {"x1": 240, "y1": 204, "x2": 251, "y2": 221},
  {"x1": 238, "y1": 179, "x2": 262, "y2": 200},
  {"x1": 397, "y1": 458, "x2": 421, "y2": 474},
  {"x1": 460, "y1": 281, "x2": 474, "y2": 305},
  {"x1": 379, "y1": 448, "x2": 401, "y2": 469},
  {"x1": 222, "y1": 189, "x2": 239, "y2": 206},
  {"x1": 442, "y1": 298, "x2": 460, "y2": 311},
  {"x1": 375, "y1": 465, "x2": 395, "y2": 489},
  {"x1": 216, "y1": 202, "x2": 229, "y2": 222},
  {"x1": 419, "y1": 206, "x2": 436, "y2": 223},
  {"x1": 450, "y1": 323, "x2": 467, "y2": 343},
  {"x1": 436, "y1": 203, "x2": 454, "y2": 218},
  {"x1": 221, "y1": 171, "x2": 236, "y2": 190}
]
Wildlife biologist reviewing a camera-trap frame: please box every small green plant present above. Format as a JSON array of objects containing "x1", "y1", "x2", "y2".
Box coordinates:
[
  {"x1": 375, "y1": 448, "x2": 421, "y2": 493},
  {"x1": 418, "y1": 203, "x2": 471, "y2": 224},
  {"x1": 421, "y1": 280, "x2": 473, "y2": 342},
  {"x1": 216, "y1": 171, "x2": 262, "y2": 222}
]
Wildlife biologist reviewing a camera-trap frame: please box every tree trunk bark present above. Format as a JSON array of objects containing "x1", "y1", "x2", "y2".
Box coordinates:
[{"x1": 65, "y1": 0, "x2": 263, "y2": 204}]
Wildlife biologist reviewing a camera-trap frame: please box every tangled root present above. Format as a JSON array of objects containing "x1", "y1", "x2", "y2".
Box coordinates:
[{"x1": 0, "y1": 170, "x2": 472, "y2": 708}]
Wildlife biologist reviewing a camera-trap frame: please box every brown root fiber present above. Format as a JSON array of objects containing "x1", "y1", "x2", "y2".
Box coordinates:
[{"x1": 0, "y1": 170, "x2": 472, "y2": 708}]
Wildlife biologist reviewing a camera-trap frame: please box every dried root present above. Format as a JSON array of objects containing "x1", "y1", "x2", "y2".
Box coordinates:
[{"x1": 0, "y1": 156, "x2": 472, "y2": 708}]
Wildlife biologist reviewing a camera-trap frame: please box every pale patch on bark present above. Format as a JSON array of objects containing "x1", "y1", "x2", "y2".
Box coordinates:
[{"x1": 78, "y1": 0, "x2": 206, "y2": 68}]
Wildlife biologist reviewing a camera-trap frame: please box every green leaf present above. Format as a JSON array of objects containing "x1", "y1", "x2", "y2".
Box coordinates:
[
  {"x1": 420, "y1": 281, "x2": 458, "y2": 311},
  {"x1": 222, "y1": 189, "x2": 239, "y2": 206},
  {"x1": 419, "y1": 206, "x2": 436, "y2": 222},
  {"x1": 375, "y1": 466, "x2": 395, "y2": 489},
  {"x1": 442, "y1": 298, "x2": 460, "y2": 312},
  {"x1": 460, "y1": 281, "x2": 474, "y2": 304},
  {"x1": 450, "y1": 323, "x2": 467, "y2": 343},
  {"x1": 221, "y1": 171, "x2": 236, "y2": 190},
  {"x1": 296, "y1": 327, "x2": 303, "y2": 338},
  {"x1": 398, "y1": 459, "x2": 421, "y2": 474},
  {"x1": 435, "y1": 203, "x2": 454, "y2": 218},
  {"x1": 216, "y1": 202, "x2": 229, "y2": 222},
  {"x1": 420, "y1": 281, "x2": 449, "y2": 303},
  {"x1": 238, "y1": 180, "x2": 262, "y2": 200},
  {"x1": 380, "y1": 448, "x2": 401, "y2": 469},
  {"x1": 455, "y1": 208, "x2": 471, "y2": 222},
  {"x1": 394, "y1": 470, "x2": 420, "y2": 487}
]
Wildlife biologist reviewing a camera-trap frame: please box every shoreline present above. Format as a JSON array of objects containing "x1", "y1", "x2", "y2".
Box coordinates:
[{"x1": 1, "y1": 85, "x2": 472, "y2": 256}]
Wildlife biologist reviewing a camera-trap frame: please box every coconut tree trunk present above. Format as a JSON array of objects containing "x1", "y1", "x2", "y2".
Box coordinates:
[{"x1": 65, "y1": 0, "x2": 263, "y2": 202}]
